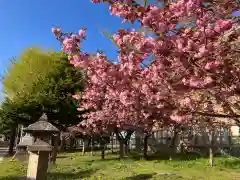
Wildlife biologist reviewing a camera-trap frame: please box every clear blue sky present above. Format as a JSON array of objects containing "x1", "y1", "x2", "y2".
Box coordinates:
[{"x1": 0, "y1": 0, "x2": 139, "y2": 101}]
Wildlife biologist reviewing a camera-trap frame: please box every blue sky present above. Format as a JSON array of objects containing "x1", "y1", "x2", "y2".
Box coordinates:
[
  {"x1": 0, "y1": 0, "x2": 239, "y2": 102},
  {"x1": 0, "y1": 0, "x2": 139, "y2": 101}
]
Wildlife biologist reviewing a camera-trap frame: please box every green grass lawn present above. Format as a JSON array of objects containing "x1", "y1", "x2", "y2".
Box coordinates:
[{"x1": 1, "y1": 151, "x2": 240, "y2": 180}]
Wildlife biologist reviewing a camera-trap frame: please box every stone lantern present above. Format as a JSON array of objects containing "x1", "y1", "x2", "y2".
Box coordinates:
[
  {"x1": 13, "y1": 131, "x2": 33, "y2": 162},
  {"x1": 23, "y1": 113, "x2": 59, "y2": 180}
]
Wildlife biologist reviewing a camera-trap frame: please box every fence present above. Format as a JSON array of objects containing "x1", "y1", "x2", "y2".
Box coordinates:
[
  {"x1": 16, "y1": 129, "x2": 240, "y2": 157},
  {"x1": 63, "y1": 130, "x2": 240, "y2": 156}
]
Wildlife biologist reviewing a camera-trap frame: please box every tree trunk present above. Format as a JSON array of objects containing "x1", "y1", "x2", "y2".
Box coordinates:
[
  {"x1": 209, "y1": 131, "x2": 214, "y2": 167},
  {"x1": 60, "y1": 134, "x2": 66, "y2": 151},
  {"x1": 90, "y1": 136, "x2": 94, "y2": 156},
  {"x1": 124, "y1": 141, "x2": 129, "y2": 154},
  {"x1": 101, "y1": 148, "x2": 105, "y2": 160},
  {"x1": 82, "y1": 137, "x2": 90, "y2": 155},
  {"x1": 111, "y1": 135, "x2": 114, "y2": 154},
  {"x1": 16, "y1": 125, "x2": 21, "y2": 145},
  {"x1": 115, "y1": 130, "x2": 133, "y2": 159},
  {"x1": 69, "y1": 137, "x2": 75, "y2": 150},
  {"x1": 170, "y1": 125, "x2": 181, "y2": 153},
  {"x1": 119, "y1": 140, "x2": 124, "y2": 159},
  {"x1": 135, "y1": 133, "x2": 141, "y2": 152},
  {"x1": 100, "y1": 139, "x2": 106, "y2": 160},
  {"x1": 50, "y1": 133, "x2": 60, "y2": 164},
  {"x1": 8, "y1": 126, "x2": 17, "y2": 156},
  {"x1": 143, "y1": 135, "x2": 149, "y2": 159},
  {"x1": 82, "y1": 139, "x2": 85, "y2": 155}
]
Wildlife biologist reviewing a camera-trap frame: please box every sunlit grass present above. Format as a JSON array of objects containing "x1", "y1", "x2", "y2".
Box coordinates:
[{"x1": 0, "y1": 151, "x2": 240, "y2": 180}]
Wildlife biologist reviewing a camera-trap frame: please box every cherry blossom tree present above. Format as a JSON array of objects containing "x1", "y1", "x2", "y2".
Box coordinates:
[{"x1": 53, "y1": 0, "x2": 239, "y2": 160}]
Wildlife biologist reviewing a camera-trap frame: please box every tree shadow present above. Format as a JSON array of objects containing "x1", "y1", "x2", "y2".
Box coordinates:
[
  {"x1": 218, "y1": 159, "x2": 240, "y2": 170},
  {"x1": 81, "y1": 151, "x2": 204, "y2": 164},
  {"x1": 125, "y1": 173, "x2": 184, "y2": 180},
  {"x1": 48, "y1": 169, "x2": 96, "y2": 179},
  {"x1": 0, "y1": 169, "x2": 96, "y2": 180},
  {"x1": 81, "y1": 156, "x2": 121, "y2": 163},
  {"x1": 127, "y1": 151, "x2": 203, "y2": 161},
  {"x1": 124, "y1": 173, "x2": 156, "y2": 180},
  {"x1": 0, "y1": 176, "x2": 26, "y2": 180},
  {"x1": 56, "y1": 155, "x2": 68, "y2": 159},
  {"x1": 59, "y1": 149, "x2": 83, "y2": 154}
]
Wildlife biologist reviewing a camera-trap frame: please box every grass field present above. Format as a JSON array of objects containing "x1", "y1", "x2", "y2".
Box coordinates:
[{"x1": 0, "y1": 151, "x2": 240, "y2": 180}]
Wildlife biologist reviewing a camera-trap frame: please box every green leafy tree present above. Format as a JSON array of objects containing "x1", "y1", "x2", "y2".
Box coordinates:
[{"x1": 2, "y1": 47, "x2": 86, "y2": 129}]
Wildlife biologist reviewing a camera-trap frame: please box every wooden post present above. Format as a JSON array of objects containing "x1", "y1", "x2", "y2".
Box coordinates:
[{"x1": 209, "y1": 131, "x2": 214, "y2": 167}]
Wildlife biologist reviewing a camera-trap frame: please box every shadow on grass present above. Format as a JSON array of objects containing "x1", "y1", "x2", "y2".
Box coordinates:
[
  {"x1": 0, "y1": 169, "x2": 96, "y2": 180},
  {"x1": 81, "y1": 157, "x2": 121, "y2": 163},
  {"x1": 56, "y1": 155, "x2": 68, "y2": 159},
  {"x1": 125, "y1": 173, "x2": 184, "y2": 180},
  {"x1": 81, "y1": 151, "x2": 203, "y2": 164},
  {"x1": 48, "y1": 169, "x2": 96, "y2": 179},
  {"x1": 59, "y1": 148, "x2": 83, "y2": 154},
  {"x1": 124, "y1": 173, "x2": 156, "y2": 180},
  {"x1": 218, "y1": 159, "x2": 240, "y2": 170},
  {"x1": 127, "y1": 151, "x2": 203, "y2": 161}
]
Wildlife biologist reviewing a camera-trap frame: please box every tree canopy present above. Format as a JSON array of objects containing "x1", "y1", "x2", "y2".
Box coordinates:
[{"x1": 1, "y1": 47, "x2": 86, "y2": 129}]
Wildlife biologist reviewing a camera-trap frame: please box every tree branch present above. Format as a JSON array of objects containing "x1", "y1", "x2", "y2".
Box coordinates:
[{"x1": 182, "y1": 110, "x2": 240, "y2": 119}]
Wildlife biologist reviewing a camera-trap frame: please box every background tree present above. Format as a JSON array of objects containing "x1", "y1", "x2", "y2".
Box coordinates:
[
  {"x1": 0, "y1": 98, "x2": 29, "y2": 155},
  {"x1": 2, "y1": 47, "x2": 86, "y2": 129},
  {"x1": 1, "y1": 47, "x2": 86, "y2": 157}
]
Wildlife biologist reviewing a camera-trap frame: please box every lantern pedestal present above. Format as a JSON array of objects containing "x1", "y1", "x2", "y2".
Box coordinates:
[{"x1": 27, "y1": 151, "x2": 49, "y2": 180}]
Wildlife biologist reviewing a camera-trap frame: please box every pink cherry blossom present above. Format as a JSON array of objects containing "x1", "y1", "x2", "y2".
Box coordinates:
[
  {"x1": 91, "y1": 0, "x2": 100, "y2": 3},
  {"x1": 180, "y1": 97, "x2": 195, "y2": 109},
  {"x1": 79, "y1": 29, "x2": 86, "y2": 38},
  {"x1": 170, "y1": 114, "x2": 186, "y2": 124},
  {"x1": 72, "y1": 94, "x2": 81, "y2": 100},
  {"x1": 214, "y1": 20, "x2": 232, "y2": 33},
  {"x1": 52, "y1": 0, "x2": 239, "y2": 135},
  {"x1": 204, "y1": 60, "x2": 220, "y2": 70}
]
